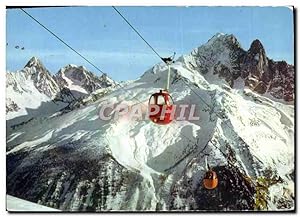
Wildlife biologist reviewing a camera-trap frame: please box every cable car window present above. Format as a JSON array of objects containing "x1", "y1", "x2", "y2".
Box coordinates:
[
  {"x1": 157, "y1": 95, "x2": 166, "y2": 105},
  {"x1": 149, "y1": 96, "x2": 156, "y2": 104}
]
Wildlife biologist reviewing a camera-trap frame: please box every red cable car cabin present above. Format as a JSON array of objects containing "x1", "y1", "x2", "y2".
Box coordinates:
[{"x1": 148, "y1": 90, "x2": 174, "y2": 125}]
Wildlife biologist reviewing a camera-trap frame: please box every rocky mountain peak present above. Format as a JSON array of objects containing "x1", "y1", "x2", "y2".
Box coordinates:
[
  {"x1": 23, "y1": 56, "x2": 51, "y2": 79},
  {"x1": 206, "y1": 33, "x2": 241, "y2": 49},
  {"x1": 20, "y1": 56, "x2": 60, "y2": 98},
  {"x1": 207, "y1": 32, "x2": 226, "y2": 42},
  {"x1": 55, "y1": 64, "x2": 115, "y2": 96},
  {"x1": 241, "y1": 39, "x2": 269, "y2": 91},
  {"x1": 249, "y1": 39, "x2": 265, "y2": 55},
  {"x1": 24, "y1": 56, "x2": 44, "y2": 69},
  {"x1": 184, "y1": 34, "x2": 294, "y2": 102}
]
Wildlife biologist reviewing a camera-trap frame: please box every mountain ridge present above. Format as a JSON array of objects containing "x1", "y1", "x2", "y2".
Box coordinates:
[
  {"x1": 6, "y1": 57, "x2": 117, "y2": 121},
  {"x1": 181, "y1": 33, "x2": 294, "y2": 102}
]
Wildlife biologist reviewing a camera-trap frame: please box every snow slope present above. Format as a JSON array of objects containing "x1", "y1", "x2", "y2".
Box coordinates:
[
  {"x1": 7, "y1": 195, "x2": 60, "y2": 212},
  {"x1": 59, "y1": 67, "x2": 89, "y2": 95},
  {"x1": 6, "y1": 70, "x2": 66, "y2": 126},
  {"x1": 6, "y1": 57, "x2": 294, "y2": 211},
  {"x1": 6, "y1": 57, "x2": 68, "y2": 126}
]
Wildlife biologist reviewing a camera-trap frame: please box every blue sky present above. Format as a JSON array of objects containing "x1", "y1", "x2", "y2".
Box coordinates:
[{"x1": 6, "y1": 6, "x2": 294, "y2": 81}]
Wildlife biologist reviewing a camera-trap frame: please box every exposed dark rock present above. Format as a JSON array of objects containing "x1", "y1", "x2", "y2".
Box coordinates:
[
  {"x1": 169, "y1": 165, "x2": 255, "y2": 211},
  {"x1": 190, "y1": 34, "x2": 294, "y2": 102}
]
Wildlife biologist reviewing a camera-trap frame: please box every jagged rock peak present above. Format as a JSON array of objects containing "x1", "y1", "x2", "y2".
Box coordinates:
[
  {"x1": 24, "y1": 56, "x2": 44, "y2": 68},
  {"x1": 248, "y1": 39, "x2": 265, "y2": 55},
  {"x1": 208, "y1": 32, "x2": 226, "y2": 40},
  {"x1": 206, "y1": 33, "x2": 241, "y2": 48},
  {"x1": 55, "y1": 64, "x2": 115, "y2": 94}
]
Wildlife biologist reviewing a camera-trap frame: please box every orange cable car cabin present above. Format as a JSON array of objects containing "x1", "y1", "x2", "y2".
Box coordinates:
[{"x1": 203, "y1": 170, "x2": 218, "y2": 190}]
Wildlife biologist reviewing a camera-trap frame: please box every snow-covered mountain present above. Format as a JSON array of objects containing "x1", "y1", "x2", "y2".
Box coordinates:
[
  {"x1": 23, "y1": 57, "x2": 61, "y2": 98},
  {"x1": 180, "y1": 33, "x2": 294, "y2": 102},
  {"x1": 6, "y1": 57, "x2": 66, "y2": 125},
  {"x1": 6, "y1": 34, "x2": 294, "y2": 211},
  {"x1": 6, "y1": 57, "x2": 116, "y2": 126},
  {"x1": 55, "y1": 64, "x2": 115, "y2": 98}
]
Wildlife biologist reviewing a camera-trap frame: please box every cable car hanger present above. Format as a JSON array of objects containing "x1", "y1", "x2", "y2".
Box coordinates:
[
  {"x1": 112, "y1": 7, "x2": 176, "y2": 125},
  {"x1": 148, "y1": 53, "x2": 176, "y2": 125},
  {"x1": 161, "y1": 52, "x2": 176, "y2": 91}
]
